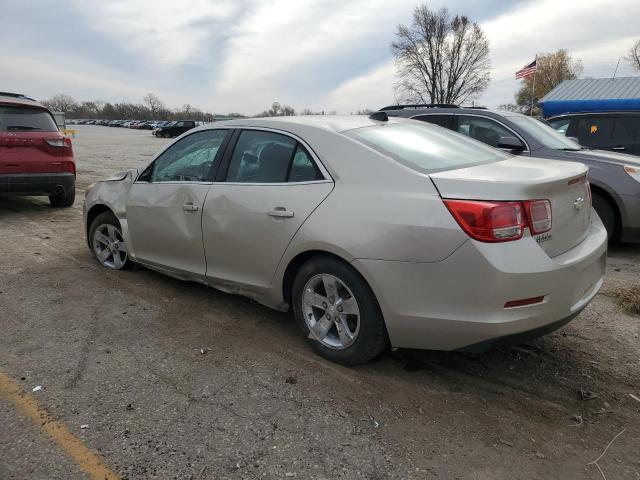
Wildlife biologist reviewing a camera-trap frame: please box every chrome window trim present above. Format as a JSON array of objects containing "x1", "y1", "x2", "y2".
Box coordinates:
[{"x1": 410, "y1": 112, "x2": 531, "y2": 153}]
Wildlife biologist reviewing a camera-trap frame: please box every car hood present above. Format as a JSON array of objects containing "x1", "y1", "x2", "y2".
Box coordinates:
[{"x1": 550, "y1": 148, "x2": 640, "y2": 167}]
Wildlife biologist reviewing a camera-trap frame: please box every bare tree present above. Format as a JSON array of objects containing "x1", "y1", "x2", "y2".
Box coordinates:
[
  {"x1": 626, "y1": 39, "x2": 640, "y2": 71},
  {"x1": 391, "y1": 4, "x2": 490, "y2": 105},
  {"x1": 143, "y1": 93, "x2": 165, "y2": 117},
  {"x1": 255, "y1": 102, "x2": 296, "y2": 117},
  {"x1": 41, "y1": 94, "x2": 77, "y2": 112},
  {"x1": 515, "y1": 49, "x2": 583, "y2": 115}
]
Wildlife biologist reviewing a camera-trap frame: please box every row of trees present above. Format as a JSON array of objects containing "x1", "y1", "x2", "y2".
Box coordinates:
[
  {"x1": 40, "y1": 95, "x2": 335, "y2": 120},
  {"x1": 40, "y1": 93, "x2": 228, "y2": 121}
]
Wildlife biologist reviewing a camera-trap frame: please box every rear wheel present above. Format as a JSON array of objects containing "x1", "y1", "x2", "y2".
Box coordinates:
[
  {"x1": 89, "y1": 211, "x2": 129, "y2": 269},
  {"x1": 49, "y1": 186, "x2": 75, "y2": 207},
  {"x1": 292, "y1": 257, "x2": 388, "y2": 365},
  {"x1": 592, "y1": 193, "x2": 617, "y2": 241}
]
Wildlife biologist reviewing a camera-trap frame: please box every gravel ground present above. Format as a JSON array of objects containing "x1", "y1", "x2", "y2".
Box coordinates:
[{"x1": 1, "y1": 125, "x2": 639, "y2": 479}]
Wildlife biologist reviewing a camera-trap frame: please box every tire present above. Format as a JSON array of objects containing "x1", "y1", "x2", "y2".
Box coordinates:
[
  {"x1": 163, "y1": 131, "x2": 171, "y2": 138},
  {"x1": 49, "y1": 186, "x2": 75, "y2": 207},
  {"x1": 89, "y1": 211, "x2": 130, "y2": 270},
  {"x1": 592, "y1": 193, "x2": 617, "y2": 242},
  {"x1": 292, "y1": 256, "x2": 388, "y2": 365}
]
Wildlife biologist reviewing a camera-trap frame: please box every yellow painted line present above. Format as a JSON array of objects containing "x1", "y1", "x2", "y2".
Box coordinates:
[{"x1": 0, "y1": 370, "x2": 119, "y2": 480}]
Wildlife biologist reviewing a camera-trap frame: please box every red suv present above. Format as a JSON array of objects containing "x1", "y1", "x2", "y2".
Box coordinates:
[{"x1": 0, "y1": 92, "x2": 75, "y2": 207}]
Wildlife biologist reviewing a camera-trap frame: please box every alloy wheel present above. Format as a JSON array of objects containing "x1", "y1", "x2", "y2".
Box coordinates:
[
  {"x1": 302, "y1": 274, "x2": 360, "y2": 350},
  {"x1": 93, "y1": 223, "x2": 128, "y2": 269}
]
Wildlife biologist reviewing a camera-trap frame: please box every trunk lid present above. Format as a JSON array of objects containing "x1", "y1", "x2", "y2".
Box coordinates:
[{"x1": 430, "y1": 157, "x2": 592, "y2": 257}]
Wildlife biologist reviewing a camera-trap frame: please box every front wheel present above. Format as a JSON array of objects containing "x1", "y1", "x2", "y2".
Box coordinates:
[
  {"x1": 89, "y1": 211, "x2": 130, "y2": 269},
  {"x1": 292, "y1": 257, "x2": 388, "y2": 365},
  {"x1": 163, "y1": 131, "x2": 171, "y2": 138}
]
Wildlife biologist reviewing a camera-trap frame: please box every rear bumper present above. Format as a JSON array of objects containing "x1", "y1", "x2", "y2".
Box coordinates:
[
  {"x1": 353, "y1": 216, "x2": 608, "y2": 352},
  {"x1": 0, "y1": 173, "x2": 75, "y2": 196}
]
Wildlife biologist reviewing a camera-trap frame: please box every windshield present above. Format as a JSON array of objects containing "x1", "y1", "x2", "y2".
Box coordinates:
[
  {"x1": 508, "y1": 115, "x2": 581, "y2": 150},
  {"x1": 345, "y1": 122, "x2": 510, "y2": 173},
  {"x1": 0, "y1": 106, "x2": 58, "y2": 132}
]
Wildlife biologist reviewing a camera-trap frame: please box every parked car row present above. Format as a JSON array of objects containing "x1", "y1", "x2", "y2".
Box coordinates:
[{"x1": 69, "y1": 118, "x2": 199, "y2": 138}]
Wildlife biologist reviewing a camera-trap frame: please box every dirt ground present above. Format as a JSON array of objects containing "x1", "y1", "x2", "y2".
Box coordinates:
[{"x1": 1, "y1": 125, "x2": 639, "y2": 480}]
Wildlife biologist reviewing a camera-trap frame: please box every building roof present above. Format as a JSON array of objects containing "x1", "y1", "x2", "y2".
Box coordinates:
[{"x1": 540, "y1": 77, "x2": 640, "y2": 102}]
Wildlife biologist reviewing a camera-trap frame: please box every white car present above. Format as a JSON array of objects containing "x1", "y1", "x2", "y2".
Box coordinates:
[{"x1": 83, "y1": 115, "x2": 607, "y2": 364}]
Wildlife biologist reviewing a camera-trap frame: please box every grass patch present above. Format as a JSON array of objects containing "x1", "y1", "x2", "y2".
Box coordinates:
[{"x1": 610, "y1": 284, "x2": 640, "y2": 315}]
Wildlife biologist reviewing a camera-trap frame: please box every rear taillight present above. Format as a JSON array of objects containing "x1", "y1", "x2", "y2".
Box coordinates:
[
  {"x1": 444, "y1": 199, "x2": 553, "y2": 243},
  {"x1": 444, "y1": 200, "x2": 526, "y2": 242},
  {"x1": 45, "y1": 137, "x2": 72, "y2": 148},
  {"x1": 524, "y1": 200, "x2": 552, "y2": 234},
  {"x1": 45, "y1": 138, "x2": 65, "y2": 147}
]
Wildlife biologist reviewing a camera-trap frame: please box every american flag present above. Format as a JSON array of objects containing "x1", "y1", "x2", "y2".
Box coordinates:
[{"x1": 515, "y1": 60, "x2": 537, "y2": 79}]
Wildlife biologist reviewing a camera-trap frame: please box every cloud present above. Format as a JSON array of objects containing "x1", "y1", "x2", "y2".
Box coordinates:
[
  {"x1": 322, "y1": 61, "x2": 396, "y2": 113},
  {"x1": 69, "y1": 0, "x2": 240, "y2": 66},
  {"x1": 1, "y1": 0, "x2": 638, "y2": 114},
  {"x1": 479, "y1": 0, "x2": 640, "y2": 107}
]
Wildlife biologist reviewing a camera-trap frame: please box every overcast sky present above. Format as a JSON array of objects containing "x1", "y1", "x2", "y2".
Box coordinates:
[{"x1": 1, "y1": 0, "x2": 639, "y2": 115}]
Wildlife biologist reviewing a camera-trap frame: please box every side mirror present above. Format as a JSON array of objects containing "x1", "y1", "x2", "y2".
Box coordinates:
[{"x1": 498, "y1": 135, "x2": 525, "y2": 151}]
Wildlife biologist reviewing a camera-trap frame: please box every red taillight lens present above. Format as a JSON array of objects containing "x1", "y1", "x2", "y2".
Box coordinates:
[
  {"x1": 443, "y1": 200, "x2": 525, "y2": 242},
  {"x1": 524, "y1": 199, "x2": 552, "y2": 234},
  {"x1": 445, "y1": 198, "x2": 554, "y2": 243}
]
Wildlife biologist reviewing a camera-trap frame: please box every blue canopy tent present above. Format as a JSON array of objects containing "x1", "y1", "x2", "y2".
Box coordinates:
[{"x1": 539, "y1": 77, "x2": 640, "y2": 117}]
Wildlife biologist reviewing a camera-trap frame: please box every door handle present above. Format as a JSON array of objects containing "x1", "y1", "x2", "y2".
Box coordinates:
[
  {"x1": 268, "y1": 207, "x2": 294, "y2": 218},
  {"x1": 182, "y1": 203, "x2": 199, "y2": 212},
  {"x1": 612, "y1": 146, "x2": 626, "y2": 151}
]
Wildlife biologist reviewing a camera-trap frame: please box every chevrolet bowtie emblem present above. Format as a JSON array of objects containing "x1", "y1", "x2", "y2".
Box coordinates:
[{"x1": 573, "y1": 197, "x2": 585, "y2": 210}]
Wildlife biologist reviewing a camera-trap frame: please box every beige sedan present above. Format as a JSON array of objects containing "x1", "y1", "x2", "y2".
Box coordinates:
[{"x1": 84, "y1": 115, "x2": 607, "y2": 365}]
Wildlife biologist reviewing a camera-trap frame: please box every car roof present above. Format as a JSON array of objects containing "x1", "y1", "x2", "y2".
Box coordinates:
[
  {"x1": 0, "y1": 92, "x2": 46, "y2": 109},
  {"x1": 209, "y1": 114, "x2": 409, "y2": 133}
]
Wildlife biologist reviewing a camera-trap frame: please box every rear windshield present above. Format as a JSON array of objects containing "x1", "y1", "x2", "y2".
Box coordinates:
[
  {"x1": 344, "y1": 122, "x2": 509, "y2": 173},
  {"x1": 0, "y1": 106, "x2": 58, "y2": 132}
]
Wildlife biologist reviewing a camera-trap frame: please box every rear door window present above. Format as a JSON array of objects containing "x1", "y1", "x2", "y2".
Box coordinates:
[
  {"x1": 621, "y1": 117, "x2": 640, "y2": 140},
  {"x1": 288, "y1": 144, "x2": 323, "y2": 182},
  {"x1": 226, "y1": 130, "x2": 296, "y2": 183},
  {"x1": 412, "y1": 114, "x2": 454, "y2": 129},
  {"x1": 611, "y1": 118, "x2": 634, "y2": 143},
  {"x1": 0, "y1": 106, "x2": 58, "y2": 132},
  {"x1": 455, "y1": 116, "x2": 514, "y2": 148},
  {"x1": 576, "y1": 117, "x2": 614, "y2": 147}
]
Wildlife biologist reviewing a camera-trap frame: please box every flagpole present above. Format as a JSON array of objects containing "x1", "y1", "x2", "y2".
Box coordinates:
[{"x1": 530, "y1": 55, "x2": 537, "y2": 117}]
